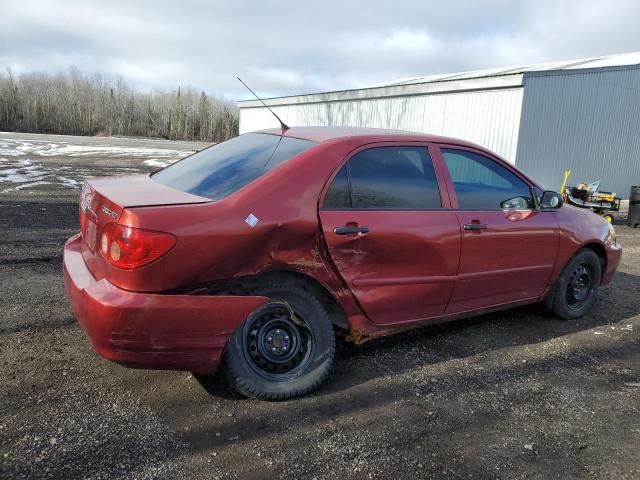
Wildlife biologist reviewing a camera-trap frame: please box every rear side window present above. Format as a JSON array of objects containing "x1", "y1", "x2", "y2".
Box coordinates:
[
  {"x1": 323, "y1": 146, "x2": 441, "y2": 209},
  {"x1": 324, "y1": 166, "x2": 352, "y2": 208},
  {"x1": 152, "y1": 133, "x2": 316, "y2": 200},
  {"x1": 442, "y1": 149, "x2": 534, "y2": 210}
]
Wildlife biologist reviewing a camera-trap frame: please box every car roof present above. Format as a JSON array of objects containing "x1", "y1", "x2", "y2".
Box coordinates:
[
  {"x1": 255, "y1": 126, "x2": 541, "y2": 188},
  {"x1": 256, "y1": 126, "x2": 481, "y2": 147}
]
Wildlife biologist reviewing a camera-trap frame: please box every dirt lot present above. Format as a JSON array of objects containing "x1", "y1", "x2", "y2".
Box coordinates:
[{"x1": 1, "y1": 132, "x2": 639, "y2": 480}]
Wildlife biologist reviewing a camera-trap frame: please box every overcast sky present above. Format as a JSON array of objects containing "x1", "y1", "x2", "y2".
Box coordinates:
[{"x1": 1, "y1": 0, "x2": 639, "y2": 100}]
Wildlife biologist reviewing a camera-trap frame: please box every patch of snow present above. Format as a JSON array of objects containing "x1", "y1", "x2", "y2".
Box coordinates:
[
  {"x1": 2, "y1": 180, "x2": 52, "y2": 193},
  {"x1": 0, "y1": 164, "x2": 48, "y2": 183},
  {"x1": 0, "y1": 136, "x2": 199, "y2": 193},
  {"x1": 0, "y1": 157, "x2": 74, "y2": 191},
  {"x1": 57, "y1": 176, "x2": 81, "y2": 189},
  {"x1": 143, "y1": 159, "x2": 172, "y2": 168},
  {"x1": 0, "y1": 139, "x2": 193, "y2": 159}
]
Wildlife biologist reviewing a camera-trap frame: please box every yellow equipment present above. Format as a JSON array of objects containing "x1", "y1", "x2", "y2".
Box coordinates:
[
  {"x1": 560, "y1": 169, "x2": 571, "y2": 196},
  {"x1": 593, "y1": 191, "x2": 616, "y2": 203},
  {"x1": 560, "y1": 169, "x2": 621, "y2": 222}
]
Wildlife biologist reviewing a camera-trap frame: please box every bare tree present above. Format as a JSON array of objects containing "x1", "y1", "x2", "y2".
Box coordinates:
[{"x1": 0, "y1": 67, "x2": 238, "y2": 142}]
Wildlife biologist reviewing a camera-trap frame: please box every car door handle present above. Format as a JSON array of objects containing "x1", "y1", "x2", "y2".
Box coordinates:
[
  {"x1": 333, "y1": 226, "x2": 370, "y2": 235},
  {"x1": 463, "y1": 223, "x2": 488, "y2": 231}
]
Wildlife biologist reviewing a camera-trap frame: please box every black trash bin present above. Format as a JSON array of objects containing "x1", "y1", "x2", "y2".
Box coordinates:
[{"x1": 628, "y1": 186, "x2": 640, "y2": 228}]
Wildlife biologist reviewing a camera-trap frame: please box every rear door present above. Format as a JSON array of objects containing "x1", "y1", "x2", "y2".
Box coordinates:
[
  {"x1": 318, "y1": 143, "x2": 461, "y2": 325},
  {"x1": 433, "y1": 146, "x2": 559, "y2": 314}
]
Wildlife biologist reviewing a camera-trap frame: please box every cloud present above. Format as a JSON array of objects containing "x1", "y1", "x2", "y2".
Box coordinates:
[
  {"x1": 382, "y1": 30, "x2": 434, "y2": 51},
  {"x1": 0, "y1": 0, "x2": 638, "y2": 100}
]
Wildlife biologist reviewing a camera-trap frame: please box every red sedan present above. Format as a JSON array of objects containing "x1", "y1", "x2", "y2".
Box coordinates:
[{"x1": 63, "y1": 127, "x2": 622, "y2": 399}]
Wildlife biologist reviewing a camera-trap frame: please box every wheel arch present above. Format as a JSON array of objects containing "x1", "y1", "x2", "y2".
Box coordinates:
[
  {"x1": 544, "y1": 241, "x2": 608, "y2": 311},
  {"x1": 224, "y1": 269, "x2": 350, "y2": 331},
  {"x1": 581, "y1": 241, "x2": 608, "y2": 281}
]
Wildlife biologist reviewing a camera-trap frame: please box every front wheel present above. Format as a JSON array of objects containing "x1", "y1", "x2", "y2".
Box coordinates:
[
  {"x1": 222, "y1": 284, "x2": 335, "y2": 400},
  {"x1": 551, "y1": 249, "x2": 602, "y2": 320}
]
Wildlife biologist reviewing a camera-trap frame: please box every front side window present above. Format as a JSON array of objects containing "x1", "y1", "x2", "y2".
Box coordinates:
[
  {"x1": 323, "y1": 146, "x2": 441, "y2": 209},
  {"x1": 442, "y1": 149, "x2": 534, "y2": 210},
  {"x1": 152, "y1": 133, "x2": 316, "y2": 200}
]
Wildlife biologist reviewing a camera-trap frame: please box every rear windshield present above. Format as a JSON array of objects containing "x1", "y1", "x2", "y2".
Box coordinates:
[{"x1": 152, "y1": 133, "x2": 316, "y2": 200}]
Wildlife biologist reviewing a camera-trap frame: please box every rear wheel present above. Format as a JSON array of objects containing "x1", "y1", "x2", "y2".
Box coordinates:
[
  {"x1": 551, "y1": 249, "x2": 602, "y2": 320},
  {"x1": 222, "y1": 284, "x2": 335, "y2": 400}
]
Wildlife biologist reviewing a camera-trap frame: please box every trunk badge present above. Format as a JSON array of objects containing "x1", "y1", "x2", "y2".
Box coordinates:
[{"x1": 101, "y1": 206, "x2": 119, "y2": 219}]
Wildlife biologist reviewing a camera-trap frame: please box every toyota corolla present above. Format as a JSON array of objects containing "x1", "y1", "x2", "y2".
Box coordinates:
[{"x1": 63, "y1": 127, "x2": 622, "y2": 399}]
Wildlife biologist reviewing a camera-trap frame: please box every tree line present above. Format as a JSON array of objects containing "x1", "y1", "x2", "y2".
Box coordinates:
[{"x1": 0, "y1": 67, "x2": 238, "y2": 142}]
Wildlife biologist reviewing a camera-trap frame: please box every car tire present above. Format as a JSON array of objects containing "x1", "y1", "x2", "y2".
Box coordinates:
[
  {"x1": 222, "y1": 284, "x2": 335, "y2": 400},
  {"x1": 551, "y1": 249, "x2": 602, "y2": 320}
]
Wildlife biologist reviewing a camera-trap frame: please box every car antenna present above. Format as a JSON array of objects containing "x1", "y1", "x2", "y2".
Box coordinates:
[{"x1": 236, "y1": 76, "x2": 289, "y2": 134}]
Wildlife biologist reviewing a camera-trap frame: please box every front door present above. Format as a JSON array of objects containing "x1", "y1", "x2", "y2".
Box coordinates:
[
  {"x1": 434, "y1": 146, "x2": 559, "y2": 314},
  {"x1": 318, "y1": 144, "x2": 461, "y2": 325}
]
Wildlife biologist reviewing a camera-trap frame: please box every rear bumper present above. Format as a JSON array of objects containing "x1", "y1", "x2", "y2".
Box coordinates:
[
  {"x1": 602, "y1": 241, "x2": 623, "y2": 285},
  {"x1": 63, "y1": 234, "x2": 268, "y2": 374}
]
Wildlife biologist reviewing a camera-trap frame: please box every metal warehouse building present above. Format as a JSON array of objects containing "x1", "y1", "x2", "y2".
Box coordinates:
[{"x1": 239, "y1": 52, "x2": 640, "y2": 196}]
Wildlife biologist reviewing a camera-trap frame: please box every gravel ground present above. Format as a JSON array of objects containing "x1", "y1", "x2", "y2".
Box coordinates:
[{"x1": 0, "y1": 132, "x2": 639, "y2": 479}]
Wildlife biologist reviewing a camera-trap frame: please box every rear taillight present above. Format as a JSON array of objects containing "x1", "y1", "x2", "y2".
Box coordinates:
[{"x1": 99, "y1": 223, "x2": 176, "y2": 270}]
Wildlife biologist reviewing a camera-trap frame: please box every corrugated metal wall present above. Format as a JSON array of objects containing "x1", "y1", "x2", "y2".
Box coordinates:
[
  {"x1": 516, "y1": 68, "x2": 640, "y2": 196},
  {"x1": 240, "y1": 88, "x2": 524, "y2": 163}
]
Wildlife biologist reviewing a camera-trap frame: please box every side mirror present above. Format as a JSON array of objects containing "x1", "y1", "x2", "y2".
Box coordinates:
[{"x1": 540, "y1": 190, "x2": 563, "y2": 209}]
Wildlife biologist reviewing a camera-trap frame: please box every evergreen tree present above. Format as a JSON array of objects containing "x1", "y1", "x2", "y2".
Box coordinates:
[
  {"x1": 197, "y1": 91, "x2": 211, "y2": 141},
  {"x1": 169, "y1": 88, "x2": 185, "y2": 140}
]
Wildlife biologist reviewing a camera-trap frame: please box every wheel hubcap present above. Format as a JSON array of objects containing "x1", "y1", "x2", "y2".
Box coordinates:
[
  {"x1": 566, "y1": 263, "x2": 593, "y2": 309},
  {"x1": 243, "y1": 304, "x2": 312, "y2": 379}
]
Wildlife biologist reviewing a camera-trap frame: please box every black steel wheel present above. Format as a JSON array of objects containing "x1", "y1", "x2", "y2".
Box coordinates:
[
  {"x1": 551, "y1": 249, "x2": 602, "y2": 320},
  {"x1": 242, "y1": 302, "x2": 313, "y2": 380},
  {"x1": 222, "y1": 284, "x2": 335, "y2": 400},
  {"x1": 565, "y1": 263, "x2": 594, "y2": 311}
]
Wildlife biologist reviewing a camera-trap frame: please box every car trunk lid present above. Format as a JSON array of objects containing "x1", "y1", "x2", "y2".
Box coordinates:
[{"x1": 79, "y1": 174, "x2": 210, "y2": 275}]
